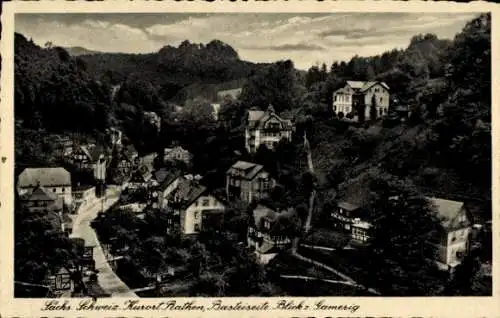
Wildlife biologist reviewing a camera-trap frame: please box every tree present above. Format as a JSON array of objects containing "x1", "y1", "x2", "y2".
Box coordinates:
[{"x1": 363, "y1": 173, "x2": 443, "y2": 296}]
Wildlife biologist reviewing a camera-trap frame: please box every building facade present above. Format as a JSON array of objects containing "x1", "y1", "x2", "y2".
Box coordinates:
[
  {"x1": 165, "y1": 176, "x2": 226, "y2": 235},
  {"x1": 226, "y1": 161, "x2": 276, "y2": 203},
  {"x1": 428, "y1": 197, "x2": 472, "y2": 270},
  {"x1": 247, "y1": 204, "x2": 293, "y2": 264},
  {"x1": 332, "y1": 81, "x2": 390, "y2": 121},
  {"x1": 17, "y1": 167, "x2": 73, "y2": 208},
  {"x1": 19, "y1": 185, "x2": 65, "y2": 232},
  {"x1": 330, "y1": 201, "x2": 363, "y2": 232},
  {"x1": 245, "y1": 106, "x2": 294, "y2": 153},
  {"x1": 164, "y1": 147, "x2": 193, "y2": 166}
]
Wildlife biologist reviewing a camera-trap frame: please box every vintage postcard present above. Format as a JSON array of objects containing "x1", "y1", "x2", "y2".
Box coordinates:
[{"x1": 0, "y1": 1, "x2": 498, "y2": 317}]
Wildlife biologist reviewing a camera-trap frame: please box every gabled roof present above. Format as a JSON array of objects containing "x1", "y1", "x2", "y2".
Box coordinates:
[
  {"x1": 157, "y1": 170, "x2": 182, "y2": 190},
  {"x1": 226, "y1": 161, "x2": 266, "y2": 180},
  {"x1": 248, "y1": 110, "x2": 266, "y2": 122},
  {"x1": 427, "y1": 197, "x2": 469, "y2": 229},
  {"x1": 247, "y1": 105, "x2": 294, "y2": 130},
  {"x1": 345, "y1": 80, "x2": 390, "y2": 93},
  {"x1": 216, "y1": 88, "x2": 242, "y2": 101},
  {"x1": 168, "y1": 177, "x2": 208, "y2": 210},
  {"x1": 251, "y1": 203, "x2": 296, "y2": 234},
  {"x1": 18, "y1": 167, "x2": 71, "y2": 188},
  {"x1": 130, "y1": 165, "x2": 152, "y2": 183},
  {"x1": 337, "y1": 201, "x2": 360, "y2": 212},
  {"x1": 20, "y1": 186, "x2": 58, "y2": 201}
]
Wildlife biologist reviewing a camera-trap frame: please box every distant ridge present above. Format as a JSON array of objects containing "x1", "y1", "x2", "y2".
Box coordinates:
[{"x1": 65, "y1": 46, "x2": 102, "y2": 56}]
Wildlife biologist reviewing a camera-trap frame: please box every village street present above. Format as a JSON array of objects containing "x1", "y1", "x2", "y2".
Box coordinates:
[{"x1": 70, "y1": 186, "x2": 138, "y2": 298}]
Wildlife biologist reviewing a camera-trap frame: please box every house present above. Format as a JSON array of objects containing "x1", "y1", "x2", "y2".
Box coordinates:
[
  {"x1": 138, "y1": 153, "x2": 158, "y2": 171},
  {"x1": 247, "y1": 203, "x2": 293, "y2": 264},
  {"x1": 17, "y1": 167, "x2": 72, "y2": 208},
  {"x1": 428, "y1": 197, "x2": 472, "y2": 271},
  {"x1": 226, "y1": 161, "x2": 276, "y2": 203},
  {"x1": 151, "y1": 171, "x2": 182, "y2": 210},
  {"x1": 210, "y1": 88, "x2": 242, "y2": 121},
  {"x1": 330, "y1": 201, "x2": 364, "y2": 232},
  {"x1": 18, "y1": 185, "x2": 66, "y2": 233},
  {"x1": 106, "y1": 127, "x2": 122, "y2": 147},
  {"x1": 216, "y1": 88, "x2": 242, "y2": 101},
  {"x1": 245, "y1": 105, "x2": 294, "y2": 153},
  {"x1": 164, "y1": 147, "x2": 193, "y2": 166},
  {"x1": 332, "y1": 81, "x2": 390, "y2": 122},
  {"x1": 114, "y1": 145, "x2": 138, "y2": 179},
  {"x1": 71, "y1": 144, "x2": 107, "y2": 170},
  {"x1": 128, "y1": 165, "x2": 153, "y2": 189},
  {"x1": 351, "y1": 219, "x2": 372, "y2": 244},
  {"x1": 143, "y1": 111, "x2": 161, "y2": 132},
  {"x1": 73, "y1": 184, "x2": 96, "y2": 211},
  {"x1": 164, "y1": 175, "x2": 226, "y2": 235}
]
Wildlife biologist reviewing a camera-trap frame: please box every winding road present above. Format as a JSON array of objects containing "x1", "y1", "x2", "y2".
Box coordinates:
[{"x1": 70, "y1": 186, "x2": 138, "y2": 298}]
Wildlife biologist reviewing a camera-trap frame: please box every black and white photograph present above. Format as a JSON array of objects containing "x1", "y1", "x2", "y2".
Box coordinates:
[{"x1": 8, "y1": 9, "x2": 493, "y2": 301}]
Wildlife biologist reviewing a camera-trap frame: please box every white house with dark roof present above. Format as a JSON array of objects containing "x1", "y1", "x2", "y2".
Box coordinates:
[
  {"x1": 332, "y1": 80, "x2": 390, "y2": 121},
  {"x1": 427, "y1": 197, "x2": 472, "y2": 270},
  {"x1": 247, "y1": 203, "x2": 294, "y2": 264},
  {"x1": 17, "y1": 167, "x2": 72, "y2": 207},
  {"x1": 245, "y1": 105, "x2": 294, "y2": 153},
  {"x1": 226, "y1": 161, "x2": 276, "y2": 203},
  {"x1": 165, "y1": 175, "x2": 226, "y2": 235}
]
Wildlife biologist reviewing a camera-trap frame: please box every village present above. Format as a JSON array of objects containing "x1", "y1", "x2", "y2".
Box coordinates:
[{"x1": 14, "y1": 80, "x2": 492, "y2": 297}]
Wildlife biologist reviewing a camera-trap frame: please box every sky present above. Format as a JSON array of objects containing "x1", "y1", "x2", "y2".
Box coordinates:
[{"x1": 15, "y1": 12, "x2": 478, "y2": 70}]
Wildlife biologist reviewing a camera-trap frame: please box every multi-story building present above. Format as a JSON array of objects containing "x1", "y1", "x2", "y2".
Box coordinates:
[
  {"x1": 245, "y1": 105, "x2": 294, "y2": 153},
  {"x1": 18, "y1": 185, "x2": 66, "y2": 233},
  {"x1": 247, "y1": 203, "x2": 293, "y2": 264},
  {"x1": 164, "y1": 175, "x2": 226, "y2": 235},
  {"x1": 330, "y1": 201, "x2": 364, "y2": 232},
  {"x1": 17, "y1": 167, "x2": 72, "y2": 208},
  {"x1": 428, "y1": 197, "x2": 472, "y2": 271},
  {"x1": 72, "y1": 184, "x2": 96, "y2": 211},
  {"x1": 332, "y1": 81, "x2": 390, "y2": 121},
  {"x1": 164, "y1": 146, "x2": 193, "y2": 167},
  {"x1": 226, "y1": 161, "x2": 276, "y2": 203}
]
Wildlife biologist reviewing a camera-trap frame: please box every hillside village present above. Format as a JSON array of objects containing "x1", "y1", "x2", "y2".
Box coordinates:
[{"x1": 14, "y1": 14, "x2": 492, "y2": 297}]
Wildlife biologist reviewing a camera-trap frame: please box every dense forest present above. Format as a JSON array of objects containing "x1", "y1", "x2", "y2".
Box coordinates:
[{"x1": 14, "y1": 13, "x2": 491, "y2": 296}]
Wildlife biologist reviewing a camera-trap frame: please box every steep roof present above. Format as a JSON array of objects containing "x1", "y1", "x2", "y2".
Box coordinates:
[
  {"x1": 337, "y1": 201, "x2": 360, "y2": 212},
  {"x1": 20, "y1": 186, "x2": 58, "y2": 201},
  {"x1": 226, "y1": 161, "x2": 266, "y2": 180},
  {"x1": 217, "y1": 88, "x2": 242, "y2": 101},
  {"x1": 158, "y1": 171, "x2": 182, "y2": 191},
  {"x1": 153, "y1": 168, "x2": 170, "y2": 183},
  {"x1": 247, "y1": 106, "x2": 294, "y2": 130},
  {"x1": 130, "y1": 165, "x2": 152, "y2": 183},
  {"x1": 18, "y1": 167, "x2": 71, "y2": 188},
  {"x1": 248, "y1": 110, "x2": 266, "y2": 122},
  {"x1": 345, "y1": 80, "x2": 390, "y2": 93},
  {"x1": 427, "y1": 197, "x2": 469, "y2": 229},
  {"x1": 168, "y1": 177, "x2": 208, "y2": 210}
]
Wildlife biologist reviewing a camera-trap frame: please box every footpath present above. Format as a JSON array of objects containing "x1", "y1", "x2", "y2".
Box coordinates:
[{"x1": 70, "y1": 187, "x2": 138, "y2": 298}]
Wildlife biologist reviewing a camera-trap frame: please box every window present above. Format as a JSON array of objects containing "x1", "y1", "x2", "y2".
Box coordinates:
[
  {"x1": 380, "y1": 97, "x2": 383, "y2": 103},
  {"x1": 194, "y1": 212, "x2": 199, "y2": 219},
  {"x1": 62, "y1": 188, "x2": 65, "y2": 193},
  {"x1": 202, "y1": 198, "x2": 210, "y2": 206},
  {"x1": 194, "y1": 224, "x2": 200, "y2": 232},
  {"x1": 53, "y1": 189, "x2": 56, "y2": 192}
]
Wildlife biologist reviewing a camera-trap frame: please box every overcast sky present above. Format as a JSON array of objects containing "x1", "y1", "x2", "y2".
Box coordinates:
[{"x1": 15, "y1": 13, "x2": 478, "y2": 70}]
